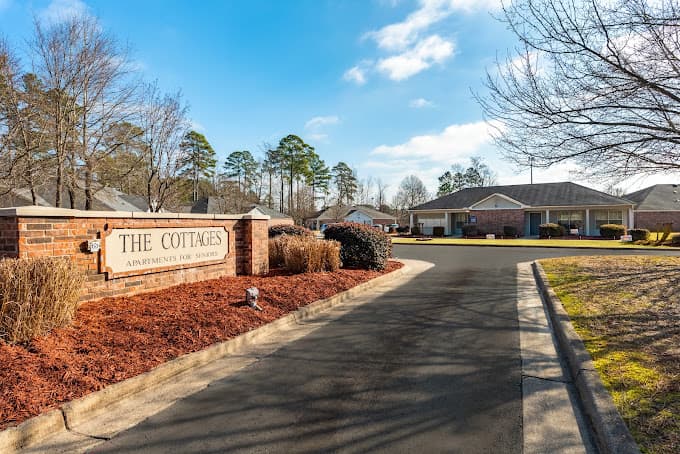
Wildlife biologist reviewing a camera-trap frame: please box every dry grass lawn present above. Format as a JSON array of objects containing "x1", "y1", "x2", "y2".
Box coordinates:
[{"x1": 540, "y1": 256, "x2": 680, "y2": 454}]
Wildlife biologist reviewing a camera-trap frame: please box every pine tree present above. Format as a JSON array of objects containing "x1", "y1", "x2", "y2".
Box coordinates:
[
  {"x1": 307, "y1": 151, "x2": 331, "y2": 208},
  {"x1": 332, "y1": 162, "x2": 357, "y2": 206},
  {"x1": 276, "y1": 135, "x2": 312, "y2": 214},
  {"x1": 179, "y1": 130, "x2": 216, "y2": 202},
  {"x1": 224, "y1": 150, "x2": 257, "y2": 196}
]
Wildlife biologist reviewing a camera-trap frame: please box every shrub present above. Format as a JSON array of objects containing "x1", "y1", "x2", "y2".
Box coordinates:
[
  {"x1": 599, "y1": 224, "x2": 626, "y2": 239},
  {"x1": 269, "y1": 236, "x2": 340, "y2": 273},
  {"x1": 539, "y1": 223, "x2": 565, "y2": 238},
  {"x1": 411, "y1": 226, "x2": 421, "y2": 235},
  {"x1": 324, "y1": 222, "x2": 392, "y2": 270},
  {"x1": 268, "y1": 238, "x2": 286, "y2": 267},
  {"x1": 432, "y1": 226, "x2": 445, "y2": 237},
  {"x1": 268, "y1": 224, "x2": 313, "y2": 238},
  {"x1": 0, "y1": 257, "x2": 83, "y2": 344},
  {"x1": 396, "y1": 226, "x2": 409, "y2": 234},
  {"x1": 671, "y1": 234, "x2": 680, "y2": 246},
  {"x1": 462, "y1": 224, "x2": 478, "y2": 237},
  {"x1": 629, "y1": 228, "x2": 651, "y2": 241},
  {"x1": 503, "y1": 225, "x2": 518, "y2": 237}
]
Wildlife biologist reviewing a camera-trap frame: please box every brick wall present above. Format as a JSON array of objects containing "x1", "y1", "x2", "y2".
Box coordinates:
[
  {"x1": 0, "y1": 207, "x2": 269, "y2": 301},
  {"x1": 634, "y1": 211, "x2": 680, "y2": 231},
  {"x1": 471, "y1": 209, "x2": 525, "y2": 236}
]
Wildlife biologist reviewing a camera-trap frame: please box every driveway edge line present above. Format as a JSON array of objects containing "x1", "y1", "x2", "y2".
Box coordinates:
[
  {"x1": 0, "y1": 262, "x2": 408, "y2": 454},
  {"x1": 531, "y1": 261, "x2": 640, "y2": 454}
]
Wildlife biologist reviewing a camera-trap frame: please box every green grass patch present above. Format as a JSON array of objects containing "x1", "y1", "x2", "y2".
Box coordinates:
[{"x1": 541, "y1": 256, "x2": 680, "y2": 453}]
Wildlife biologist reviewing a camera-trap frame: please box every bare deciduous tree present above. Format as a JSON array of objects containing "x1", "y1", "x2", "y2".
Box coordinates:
[
  {"x1": 137, "y1": 82, "x2": 189, "y2": 212},
  {"x1": 479, "y1": 0, "x2": 680, "y2": 179}
]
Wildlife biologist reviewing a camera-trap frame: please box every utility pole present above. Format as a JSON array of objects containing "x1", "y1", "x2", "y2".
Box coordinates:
[{"x1": 530, "y1": 157, "x2": 534, "y2": 184}]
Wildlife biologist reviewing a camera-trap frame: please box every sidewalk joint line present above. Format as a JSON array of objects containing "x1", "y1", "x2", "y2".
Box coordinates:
[{"x1": 522, "y1": 373, "x2": 571, "y2": 384}]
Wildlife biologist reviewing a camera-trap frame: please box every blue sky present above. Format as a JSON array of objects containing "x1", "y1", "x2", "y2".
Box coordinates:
[{"x1": 0, "y1": 0, "x2": 676, "y2": 198}]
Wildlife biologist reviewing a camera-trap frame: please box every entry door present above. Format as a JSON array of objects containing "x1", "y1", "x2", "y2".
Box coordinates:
[{"x1": 529, "y1": 213, "x2": 542, "y2": 236}]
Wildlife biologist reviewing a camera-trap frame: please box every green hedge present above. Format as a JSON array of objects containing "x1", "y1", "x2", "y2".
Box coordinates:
[
  {"x1": 629, "y1": 228, "x2": 650, "y2": 241},
  {"x1": 539, "y1": 223, "x2": 565, "y2": 238},
  {"x1": 268, "y1": 224, "x2": 313, "y2": 238},
  {"x1": 599, "y1": 224, "x2": 626, "y2": 239},
  {"x1": 462, "y1": 224, "x2": 478, "y2": 237},
  {"x1": 503, "y1": 225, "x2": 518, "y2": 237},
  {"x1": 323, "y1": 222, "x2": 392, "y2": 270}
]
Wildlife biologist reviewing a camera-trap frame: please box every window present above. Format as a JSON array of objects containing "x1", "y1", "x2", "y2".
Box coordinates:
[
  {"x1": 550, "y1": 211, "x2": 584, "y2": 231},
  {"x1": 594, "y1": 210, "x2": 623, "y2": 228}
]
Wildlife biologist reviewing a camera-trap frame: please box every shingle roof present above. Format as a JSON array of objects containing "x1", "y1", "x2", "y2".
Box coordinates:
[
  {"x1": 411, "y1": 182, "x2": 632, "y2": 210},
  {"x1": 308, "y1": 205, "x2": 394, "y2": 221},
  {"x1": 248, "y1": 204, "x2": 293, "y2": 219},
  {"x1": 191, "y1": 197, "x2": 291, "y2": 218},
  {"x1": 624, "y1": 184, "x2": 680, "y2": 210},
  {"x1": 347, "y1": 206, "x2": 396, "y2": 221},
  {"x1": 0, "y1": 185, "x2": 147, "y2": 211}
]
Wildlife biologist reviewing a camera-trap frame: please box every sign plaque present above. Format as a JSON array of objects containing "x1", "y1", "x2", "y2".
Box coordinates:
[{"x1": 102, "y1": 227, "x2": 229, "y2": 277}]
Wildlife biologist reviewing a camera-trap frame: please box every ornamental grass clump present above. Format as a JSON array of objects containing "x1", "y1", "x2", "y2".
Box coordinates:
[
  {"x1": 269, "y1": 236, "x2": 340, "y2": 273},
  {"x1": 323, "y1": 222, "x2": 392, "y2": 270},
  {"x1": 0, "y1": 257, "x2": 83, "y2": 344},
  {"x1": 268, "y1": 224, "x2": 314, "y2": 238}
]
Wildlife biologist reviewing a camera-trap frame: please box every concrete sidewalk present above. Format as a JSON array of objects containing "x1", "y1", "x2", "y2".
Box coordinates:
[{"x1": 517, "y1": 262, "x2": 597, "y2": 453}]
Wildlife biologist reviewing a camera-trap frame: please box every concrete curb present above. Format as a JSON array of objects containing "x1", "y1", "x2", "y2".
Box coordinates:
[
  {"x1": 393, "y1": 240, "x2": 672, "y2": 252},
  {"x1": 531, "y1": 261, "x2": 641, "y2": 454},
  {"x1": 0, "y1": 262, "x2": 408, "y2": 453}
]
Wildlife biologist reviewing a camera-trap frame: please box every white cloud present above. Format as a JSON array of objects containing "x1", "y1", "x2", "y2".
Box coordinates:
[
  {"x1": 343, "y1": 65, "x2": 367, "y2": 85},
  {"x1": 372, "y1": 120, "x2": 499, "y2": 160},
  {"x1": 304, "y1": 116, "x2": 340, "y2": 143},
  {"x1": 350, "y1": 0, "x2": 499, "y2": 83},
  {"x1": 409, "y1": 97, "x2": 434, "y2": 108},
  {"x1": 307, "y1": 133, "x2": 329, "y2": 142},
  {"x1": 189, "y1": 120, "x2": 205, "y2": 132},
  {"x1": 377, "y1": 34, "x2": 454, "y2": 80},
  {"x1": 366, "y1": 0, "x2": 504, "y2": 52},
  {"x1": 305, "y1": 115, "x2": 340, "y2": 130},
  {"x1": 359, "y1": 120, "x2": 501, "y2": 197},
  {"x1": 39, "y1": 0, "x2": 90, "y2": 23}
]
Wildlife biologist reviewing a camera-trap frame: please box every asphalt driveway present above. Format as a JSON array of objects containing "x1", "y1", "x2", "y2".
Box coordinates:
[{"x1": 90, "y1": 245, "x2": 680, "y2": 453}]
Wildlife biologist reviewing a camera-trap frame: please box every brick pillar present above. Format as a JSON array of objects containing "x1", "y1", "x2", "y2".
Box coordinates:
[
  {"x1": 0, "y1": 215, "x2": 19, "y2": 258},
  {"x1": 235, "y1": 215, "x2": 269, "y2": 275}
]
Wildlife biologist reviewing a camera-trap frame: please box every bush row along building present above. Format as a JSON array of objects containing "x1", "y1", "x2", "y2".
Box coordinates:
[{"x1": 408, "y1": 182, "x2": 680, "y2": 237}]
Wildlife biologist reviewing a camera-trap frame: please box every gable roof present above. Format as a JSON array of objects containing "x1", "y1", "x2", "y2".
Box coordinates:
[
  {"x1": 191, "y1": 197, "x2": 291, "y2": 218},
  {"x1": 307, "y1": 205, "x2": 394, "y2": 221},
  {"x1": 624, "y1": 184, "x2": 680, "y2": 210},
  {"x1": 411, "y1": 182, "x2": 632, "y2": 211},
  {"x1": 347, "y1": 206, "x2": 396, "y2": 221},
  {"x1": 0, "y1": 185, "x2": 148, "y2": 211}
]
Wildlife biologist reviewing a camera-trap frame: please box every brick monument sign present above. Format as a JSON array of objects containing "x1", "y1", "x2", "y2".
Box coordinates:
[{"x1": 0, "y1": 207, "x2": 269, "y2": 301}]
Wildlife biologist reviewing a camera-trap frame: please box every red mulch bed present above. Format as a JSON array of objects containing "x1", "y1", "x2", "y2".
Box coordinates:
[{"x1": 0, "y1": 261, "x2": 402, "y2": 430}]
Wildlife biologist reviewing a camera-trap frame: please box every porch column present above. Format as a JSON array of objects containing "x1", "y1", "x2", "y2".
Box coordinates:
[
  {"x1": 585, "y1": 209, "x2": 590, "y2": 236},
  {"x1": 628, "y1": 207, "x2": 635, "y2": 229},
  {"x1": 409, "y1": 213, "x2": 414, "y2": 230},
  {"x1": 444, "y1": 212, "x2": 451, "y2": 236},
  {"x1": 545, "y1": 209, "x2": 550, "y2": 224}
]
